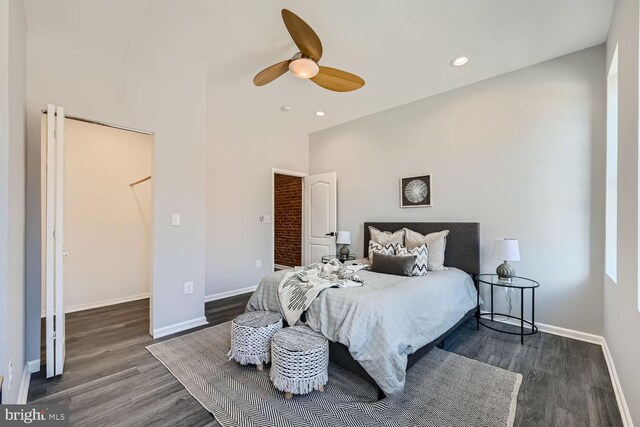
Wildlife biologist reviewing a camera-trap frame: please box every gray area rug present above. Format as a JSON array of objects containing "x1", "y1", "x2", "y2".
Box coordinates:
[{"x1": 147, "y1": 322, "x2": 521, "y2": 427}]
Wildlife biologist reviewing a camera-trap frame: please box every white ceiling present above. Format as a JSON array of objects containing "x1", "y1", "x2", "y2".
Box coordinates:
[{"x1": 23, "y1": 0, "x2": 614, "y2": 134}]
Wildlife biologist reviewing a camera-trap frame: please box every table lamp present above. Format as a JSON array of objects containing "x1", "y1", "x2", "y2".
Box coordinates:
[
  {"x1": 337, "y1": 231, "x2": 351, "y2": 258},
  {"x1": 492, "y1": 238, "x2": 520, "y2": 282}
]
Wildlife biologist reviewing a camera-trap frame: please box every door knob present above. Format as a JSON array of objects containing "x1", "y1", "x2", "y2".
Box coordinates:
[{"x1": 325, "y1": 232, "x2": 336, "y2": 237}]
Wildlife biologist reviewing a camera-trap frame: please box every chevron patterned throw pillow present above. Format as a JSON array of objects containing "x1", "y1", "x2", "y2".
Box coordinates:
[
  {"x1": 368, "y1": 241, "x2": 399, "y2": 263},
  {"x1": 398, "y1": 244, "x2": 429, "y2": 276}
]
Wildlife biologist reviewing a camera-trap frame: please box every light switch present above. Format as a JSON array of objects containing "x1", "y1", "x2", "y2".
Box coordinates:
[{"x1": 171, "y1": 213, "x2": 181, "y2": 226}]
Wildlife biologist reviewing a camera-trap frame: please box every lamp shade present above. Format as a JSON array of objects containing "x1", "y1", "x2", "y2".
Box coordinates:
[
  {"x1": 336, "y1": 231, "x2": 351, "y2": 245},
  {"x1": 492, "y1": 238, "x2": 520, "y2": 261}
]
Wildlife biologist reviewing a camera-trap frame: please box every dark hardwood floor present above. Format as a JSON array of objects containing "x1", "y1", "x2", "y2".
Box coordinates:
[{"x1": 29, "y1": 295, "x2": 622, "y2": 427}]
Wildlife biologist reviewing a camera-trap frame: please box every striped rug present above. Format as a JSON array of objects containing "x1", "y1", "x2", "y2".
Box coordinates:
[{"x1": 147, "y1": 322, "x2": 521, "y2": 427}]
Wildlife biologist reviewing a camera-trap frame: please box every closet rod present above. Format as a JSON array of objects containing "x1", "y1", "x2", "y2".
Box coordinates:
[
  {"x1": 130, "y1": 176, "x2": 152, "y2": 187},
  {"x1": 41, "y1": 110, "x2": 153, "y2": 136}
]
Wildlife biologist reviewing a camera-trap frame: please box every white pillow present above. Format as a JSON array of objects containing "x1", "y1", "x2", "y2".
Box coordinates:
[
  {"x1": 369, "y1": 226, "x2": 405, "y2": 246},
  {"x1": 368, "y1": 240, "x2": 399, "y2": 263},
  {"x1": 403, "y1": 229, "x2": 449, "y2": 271},
  {"x1": 397, "y1": 244, "x2": 429, "y2": 276}
]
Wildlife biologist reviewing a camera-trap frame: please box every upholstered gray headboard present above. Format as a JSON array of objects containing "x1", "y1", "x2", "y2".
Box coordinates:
[{"x1": 363, "y1": 222, "x2": 480, "y2": 275}]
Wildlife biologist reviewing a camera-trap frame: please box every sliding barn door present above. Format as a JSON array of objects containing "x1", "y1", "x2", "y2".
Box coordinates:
[
  {"x1": 45, "y1": 104, "x2": 66, "y2": 378},
  {"x1": 304, "y1": 172, "x2": 337, "y2": 264}
]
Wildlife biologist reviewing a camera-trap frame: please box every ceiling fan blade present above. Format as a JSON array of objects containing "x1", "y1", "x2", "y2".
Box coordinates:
[
  {"x1": 310, "y1": 66, "x2": 365, "y2": 92},
  {"x1": 281, "y1": 9, "x2": 323, "y2": 62},
  {"x1": 253, "y1": 60, "x2": 290, "y2": 86}
]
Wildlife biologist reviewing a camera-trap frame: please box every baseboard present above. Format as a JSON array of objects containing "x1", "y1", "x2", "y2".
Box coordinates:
[
  {"x1": 479, "y1": 311, "x2": 603, "y2": 345},
  {"x1": 41, "y1": 293, "x2": 150, "y2": 317},
  {"x1": 602, "y1": 339, "x2": 634, "y2": 427},
  {"x1": 152, "y1": 316, "x2": 208, "y2": 339},
  {"x1": 17, "y1": 364, "x2": 30, "y2": 404},
  {"x1": 534, "y1": 322, "x2": 603, "y2": 345},
  {"x1": 205, "y1": 286, "x2": 257, "y2": 303},
  {"x1": 274, "y1": 264, "x2": 291, "y2": 270},
  {"x1": 27, "y1": 359, "x2": 40, "y2": 374}
]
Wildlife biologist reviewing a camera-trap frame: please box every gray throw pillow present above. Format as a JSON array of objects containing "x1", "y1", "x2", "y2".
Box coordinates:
[{"x1": 370, "y1": 252, "x2": 417, "y2": 276}]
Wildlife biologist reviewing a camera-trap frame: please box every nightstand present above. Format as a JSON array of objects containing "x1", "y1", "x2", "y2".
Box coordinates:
[
  {"x1": 475, "y1": 274, "x2": 539, "y2": 344},
  {"x1": 321, "y1": 255, "x2": 356, "y2": 264}
]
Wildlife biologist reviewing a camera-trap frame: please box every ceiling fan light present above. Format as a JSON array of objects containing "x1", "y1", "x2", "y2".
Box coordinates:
[{"x1": 289, "y1": 58, "x2": 320, "y2": 79}]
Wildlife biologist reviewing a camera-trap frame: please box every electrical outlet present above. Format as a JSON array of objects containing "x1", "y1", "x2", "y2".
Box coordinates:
[
  {"x1": 259, "y1": 215, "x2": 272, "y2": 224},
  {"x1": 184, "y1": 281, "x2": 194, "y2": 295},
  {"x1": 256, "y1": 260, "x2": 262, "y2": 268},
  {"x1": 171, "y1": 213, "x2": 181, "y2": 226}
]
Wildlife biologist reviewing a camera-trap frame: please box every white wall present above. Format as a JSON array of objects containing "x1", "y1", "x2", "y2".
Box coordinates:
[
  {"x1": 25, "y1": 34, "x2": 206, "y2": 358},
  {"x1": 0, "y1": 0, "x2": 26, "y2": 403},
  {"x1": 51, "y1": 119, "x2": 152, "y2": 313},
  {"x1": 204, "y1": 83, "x2": 309, "y2": 298},
  {"x1": 310, "y1": 46, "x2": 606, "y2": 335},
  {"x1": 604, "y1": 0, "x2": 640, "y2": 424}
]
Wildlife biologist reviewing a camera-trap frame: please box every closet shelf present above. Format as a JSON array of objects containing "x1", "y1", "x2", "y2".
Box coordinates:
[{"x1": 130, "y1": 176, "x2": 151, "y2": 187}]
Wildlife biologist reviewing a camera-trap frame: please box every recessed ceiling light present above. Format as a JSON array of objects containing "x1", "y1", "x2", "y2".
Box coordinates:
[
  {"x1": 315, "y1": 111, "x2": 325, "y2": 117},
  {"x1": 450, "y1": 56, "x2": 469, "y2": 67},
  {"x1": 281, "y1": 106, "x2": 292, "y2": 112}
]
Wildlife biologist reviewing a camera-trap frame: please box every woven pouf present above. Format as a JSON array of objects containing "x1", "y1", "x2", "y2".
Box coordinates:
[
  {"x1": 227, "y1": 311, "x2": 283, "y2": 371},
  {"x1": 270, "y1": 326, "x2": 329, "y2": 400}
]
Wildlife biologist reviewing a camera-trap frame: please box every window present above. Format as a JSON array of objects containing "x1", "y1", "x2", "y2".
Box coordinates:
[{"x1": 606, "y1": 45, "x2": 619, "y2": 283}]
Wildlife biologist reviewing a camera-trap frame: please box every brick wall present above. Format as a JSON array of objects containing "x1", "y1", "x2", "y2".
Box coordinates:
[{"x1": 274, "y1": 174, "x2": 303, "y2": 267}]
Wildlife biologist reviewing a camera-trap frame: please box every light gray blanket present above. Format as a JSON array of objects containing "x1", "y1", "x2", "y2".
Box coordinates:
[{"x1": 246, "y1": 267, "x2": 477, "y2": 395}]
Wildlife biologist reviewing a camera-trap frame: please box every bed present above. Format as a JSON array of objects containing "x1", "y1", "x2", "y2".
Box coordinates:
[{"x1": 246, "y1": 222, "x2": 480, "y2": 399}]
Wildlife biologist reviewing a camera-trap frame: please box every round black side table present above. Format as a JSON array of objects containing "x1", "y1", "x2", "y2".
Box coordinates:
[{"x1": 475, "y1": 274, "x2": 539, "y2": 344}]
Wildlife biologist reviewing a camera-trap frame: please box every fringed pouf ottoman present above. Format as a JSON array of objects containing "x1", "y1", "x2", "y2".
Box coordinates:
[
  {"x1": 270, "y1": 326, "x2": 329, "y2": 400},
  {"x1": 227, "y1": 311, "x2": 283, "y2": 371}
]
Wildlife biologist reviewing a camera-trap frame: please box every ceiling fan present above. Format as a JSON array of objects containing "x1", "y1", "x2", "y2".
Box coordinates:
[{"x1": 253, "y1": 9, "x2": 365, "y2": 92}]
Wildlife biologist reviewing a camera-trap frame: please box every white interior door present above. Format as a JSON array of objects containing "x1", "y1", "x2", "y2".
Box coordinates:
[
  {"x1": 45, "y1": 104, "x2": 66, "y2": 378},
  {"x1": 304, "y1": 172, "x2": 337, "y2": 264}
]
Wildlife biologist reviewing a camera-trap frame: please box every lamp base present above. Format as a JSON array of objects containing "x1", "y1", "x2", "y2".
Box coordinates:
[
  {"x1": 339, "y1": 245, "x2": 350, "y2": 258},
  {"x1": 496, "y1": 261, "x2": 516, "y2": 282}
]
